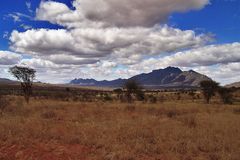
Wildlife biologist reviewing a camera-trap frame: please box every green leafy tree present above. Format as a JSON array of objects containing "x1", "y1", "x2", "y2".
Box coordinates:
[
  {"x1": 9, "y1": 66, "x2": 36, "y2": 103},
  {"x1": 200, "y1": 80, "x2": 219, "y2": 104}
]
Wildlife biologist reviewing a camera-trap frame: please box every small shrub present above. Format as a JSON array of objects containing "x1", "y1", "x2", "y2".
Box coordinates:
[
  {"x1": 196, "y1": 94, "x2": 200, "y2": 99},
  {"x1": 177, "y1": 95, "x2": 181, "y2": 100},
  {"x1": 103, "y1": 94, "x2": 113, "y2": 101},
  {"x1": 218, "y1": 87, "x2": 233, "y2": 104},
  {"x1": 113, "y1": 88, "x2": 123, "y2": 100},
  {"x1": 188, "y1": 91, "x2": 196, "y2": 101},
  {"x1": 148, "y1": 95, "x2": 157, "y2": 103},
  {"x1": 113, "y1": 88, "x2": 123, "y2": 94},
  {"x1": 136, "y1": 90, "x2": 145, "y2": 101},
  {"x1": 65, "y1": 87, "x2": 71, "y2": 92},
  {"x1": 72, "y1": 96, "x2": 79, "y2": 102}
]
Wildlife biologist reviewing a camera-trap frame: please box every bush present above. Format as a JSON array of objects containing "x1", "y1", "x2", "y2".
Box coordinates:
[
  {"x1": 136, "y1": 90, "x2": 145, "y2": 101},
  {"x1": 218, "y1": 87, "x2": 233, "y2": 104},
  {"x1": 188, "y1": 91, "x2": 196, "y2": 101},
  {"x1": 65, "y1": 87, "x2": 71, "y2": 92},
  {"x1": 113, "y1": 88, "x2": 123, "y2": 94},
  {"x1": 200, "y1": 80, "x2": 219, "y2": 104},
  {"x1": 148, "y1": 95, "x2": 157, "y2": 103},
  {"x1": 103, "y1": 94, "x2": 113, "y2": 102},
  {"x1": 123, "y1": 79, "x2": 144, "y2": 103},
  {"x1": 113, "y1": 88, "x2": 123, "y2": 100}
]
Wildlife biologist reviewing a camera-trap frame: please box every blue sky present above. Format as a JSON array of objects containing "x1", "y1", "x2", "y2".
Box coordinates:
[
  {"x1": 1, "y1": 0, "x2": 240, "y2": 47},
  {"x1": 169, "y1": 0, "x2": 240, "y2": 44},
  {"x1": 0, "y1": 0, "x2": 63, "y2": 50},
  {"x1": 0, "y1": 0, "x2": 240, "y2": 84}
]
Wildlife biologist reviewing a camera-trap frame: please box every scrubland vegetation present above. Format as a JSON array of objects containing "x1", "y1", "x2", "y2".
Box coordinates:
[{"x1": 0, "y1": 84, "x2": 240, "y2": 160}]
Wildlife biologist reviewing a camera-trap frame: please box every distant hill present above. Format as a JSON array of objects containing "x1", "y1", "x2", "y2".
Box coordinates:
[
  {"x1": 0, "y1": 78, "x2": 15, "y2": 83},
  {"x1": 70, "y1": 67, "x2": 212, "y2": 88},
  {"x1": 225, "y1": 82, "x2": 240, "y2": 88}
]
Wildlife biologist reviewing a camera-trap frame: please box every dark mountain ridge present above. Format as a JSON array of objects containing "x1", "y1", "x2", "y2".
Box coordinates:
[
  {"x1": 70, "y1": 67, "x2": 212, "y2": 88},
  {"x1": 0, "y1": 78, "x2": 15, "y2": 83}
]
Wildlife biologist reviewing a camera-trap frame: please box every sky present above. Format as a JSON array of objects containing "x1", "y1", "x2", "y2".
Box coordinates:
[{"x1": 0, "y1": 0, "x2": 240, "y2": 85}]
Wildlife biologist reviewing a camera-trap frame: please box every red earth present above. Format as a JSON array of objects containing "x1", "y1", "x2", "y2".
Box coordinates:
[{"x1": 0, "y1": 142, "x2": 93, "y2": 160}]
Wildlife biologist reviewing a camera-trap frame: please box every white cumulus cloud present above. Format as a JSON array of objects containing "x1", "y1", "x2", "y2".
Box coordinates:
[
  {"x1": 0, "y1": 51, "x2": 22, "y2": 65},
  {"x1": 161, "y1": 42, "x2": 240, "y2": 67},
  {"x1": 36, "y1": 0, "x2": 209, "y2": 28},
  {"x1": 10, "y1": 26, "x2": 210, "y2": 65}
]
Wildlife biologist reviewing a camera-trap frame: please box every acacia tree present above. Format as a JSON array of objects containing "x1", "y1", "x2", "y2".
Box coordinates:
[
  {"x1": 123, "y1": 79, "x2": 144, "y2": 103},
  {"x1": 9, "y1": 66, "x2": 36, "y2": 103},
  {"x1": 200, "y1": 80, "x2": 219, "y2": 104}
]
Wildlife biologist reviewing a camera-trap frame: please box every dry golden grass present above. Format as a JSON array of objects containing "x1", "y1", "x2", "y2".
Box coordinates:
[{"x1": 0, "y1": 96, "x2": 239, "y2": 160}]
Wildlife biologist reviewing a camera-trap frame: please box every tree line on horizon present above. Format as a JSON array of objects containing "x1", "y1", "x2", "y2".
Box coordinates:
[{"x1": 1, "y1": 65, "x2": 236, "y2": 105}]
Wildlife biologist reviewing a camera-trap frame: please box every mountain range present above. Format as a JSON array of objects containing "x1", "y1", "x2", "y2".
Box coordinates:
[
  {"x1": 0, "y1": 78, "x2": 15, "y2": 83},
  {"x1": 70, "y1": 67, "x2": 212, "y2": 88},
  {"x1": 225, "y1": 82, "x2": 240, "y2": 88}
]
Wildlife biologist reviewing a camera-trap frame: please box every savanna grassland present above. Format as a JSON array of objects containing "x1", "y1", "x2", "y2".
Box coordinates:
[{"x1": 0, "y1": 85, "x2": 240, "y2": 160}]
